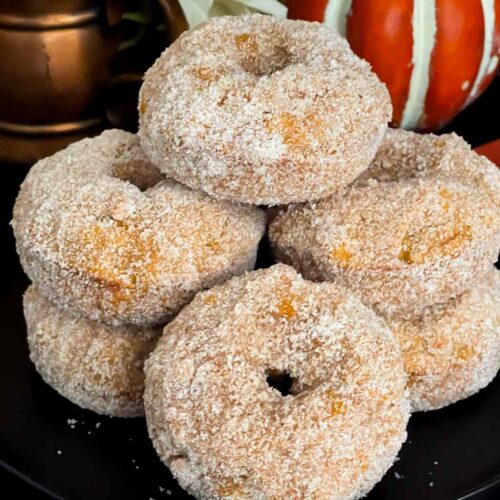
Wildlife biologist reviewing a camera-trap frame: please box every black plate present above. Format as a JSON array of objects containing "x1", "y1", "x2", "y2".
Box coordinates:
[{"x1": 1, "y1": 165, "x2": 500, "y2": 500}]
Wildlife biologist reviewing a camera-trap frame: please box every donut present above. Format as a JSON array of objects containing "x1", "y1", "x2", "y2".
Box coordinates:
[
  {"x1": 386, "y1": 268, "x2": 500, "y2": 412},
  {"x1": 270, "y1": 129, "x2": 500, "y2": 315},
  {"x1": 13, "y1": 130, "x2": 265, "y2": 327},
  {"x1": 138, "y1": 14, "x2": 391, "y2": 205},
  {"x1": 144, "y1": 264, "x2": 409, "y2": 499},
  {"x1": 24, "y1": 286, "x2": 160, "y2": 417}
]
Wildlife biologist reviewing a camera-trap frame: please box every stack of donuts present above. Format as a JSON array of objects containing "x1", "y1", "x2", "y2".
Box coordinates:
[
  {"x1": 13, "y1": 130, "x2": 266, "y2": 417},
  {"x1": 270, "y1": 128, "x2": 500, "y2": 412},
  {"x1": 12, "y1": 14, "x2": 500, "y2": 500}
]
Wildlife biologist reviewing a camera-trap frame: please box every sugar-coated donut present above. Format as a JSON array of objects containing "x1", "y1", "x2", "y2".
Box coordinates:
[
  {"x1": 139, "y1": 14, "x2": 391, "y2": 205},
  {"x1": 144, "y1": 264, "x2": 409, "y2": 499},
  {"x1": 24, "y1": 286, "x2": 160, "y2": 417},
  {"x1": 386, "y1": 268, "x2": 500, "y2": 412},
  {"x1": 270, "y1": 129, "x2": 500, "y2": 315},
  {"x1": 13, "y1": 130, "x2": 265, "y2": 327}
]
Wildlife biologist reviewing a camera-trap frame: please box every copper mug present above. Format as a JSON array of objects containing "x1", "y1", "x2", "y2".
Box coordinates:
[
  {"x1": 0, "y1": 1, "x2": 119, "y2": 163},
  {"x1": 0, "y1": 0, "x2": 189, "y2": 164}
]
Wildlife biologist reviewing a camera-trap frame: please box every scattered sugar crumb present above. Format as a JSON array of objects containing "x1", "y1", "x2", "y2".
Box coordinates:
[
  {"x1": 67, "y1": 418, "x2": 78, "y2": 429},
  {"x1": 429, "y1": 482, "x2": 434, "y2": 487},
  {"x1": 96, "y1": 422, "x2": 101, "y2": 429},
  {"x1": 394, "y1": 472, "x2": 403, "y2": 479},
  {"x1": 158, "y1": 487, "x2": 165, "y2": 492},
  {"x1": 434, "y1": 461, "x2": 439, "y2": 465},
  {"x1": 166, "y1": 491, "x2": 171, "y2": 496},
  {"x1": 57, "y1": 450, "x2": 62, "y2": 455}
]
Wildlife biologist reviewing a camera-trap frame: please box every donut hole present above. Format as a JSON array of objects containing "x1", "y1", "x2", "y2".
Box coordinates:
[
  {"x1": 265, "y1": 369, "x2": 298, "y2": 397},
  {"x1": 243, "y1": 53, "x2": 291, "y2": 77},
  {"x1": 237, "y1": 38, "x2": 292, "y2": 77},
  {"x1": 112, "y1": 159, "x2": 162, "y2": 192}
]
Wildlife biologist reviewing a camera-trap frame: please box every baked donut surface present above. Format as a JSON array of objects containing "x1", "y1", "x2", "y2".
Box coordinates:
[
  {"x1": 13, "y1": 130, "x2": 265, "y2": 326},
  {"x1": 24, "y1": 286, "x2": 160, "y2": 417},
  {"x1": 139, "y1": 14, "x2": 391, "y2": 205},
  {"x1": 270, "y1": 129, "x2": 500, "y2": 315},
  {"x1": 144, "y1": 264, "x2": 409, "y2": 499},
  {"x1": 387, "y1": 268, "x2": 500, "y2": 412}
]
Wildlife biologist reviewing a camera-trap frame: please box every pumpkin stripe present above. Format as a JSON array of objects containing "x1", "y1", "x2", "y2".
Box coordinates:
[
  {"x1": 347, "y1": 0, "x2": 414, "y2": 125},
  {"x1": 469, "y1": 0, "x2": 496, "y2": 100},
  {"x1": 288, "y1": 0, "x2": 499, "y2": 130},
  {"x1": 401, "y1": 0, "x2": 437, "y2": 129},
  {"x1": 324, "y1": 0, "x2": 353, "y2": 37},
  {"x1": 424, "y1": 0, "x2": 485, "y2": 130}
]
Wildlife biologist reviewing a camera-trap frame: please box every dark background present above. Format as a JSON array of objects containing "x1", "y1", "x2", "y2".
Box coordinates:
[{"x1": 0, "y1": 76, "x2": 499, "y2": 499}]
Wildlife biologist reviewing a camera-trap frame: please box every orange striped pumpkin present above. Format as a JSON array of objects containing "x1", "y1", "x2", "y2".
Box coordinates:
[{"x1": 288, "y1": 0, "x2": 500, "y2": 130}]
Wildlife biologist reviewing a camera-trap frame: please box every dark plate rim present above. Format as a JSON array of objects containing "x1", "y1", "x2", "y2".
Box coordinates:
[
  {"x1": 2, "y1": 439, "x2": 500, "y2": 500},
  {"x1": 457, "y1": 473, "x2": 500, "y2": 500},
  {"x1": 0, "y1": 454, "x2": 66, "y2": 500}
]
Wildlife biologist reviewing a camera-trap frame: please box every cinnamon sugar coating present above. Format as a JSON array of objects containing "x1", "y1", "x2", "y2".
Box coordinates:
[
  {"x1": 139, "y1": 14, "x2": 391, "y2": 205},
  {"x1": 270, "y1": 129, "x2": 500, "y2": 315},
  {"x1": 145, "y1": 265, "x2": 409, "y2": 499},
  {"x1": 386, "y1": 268, "x2": 500, "y2": 412},
  {"x1": 13, "y1": 130, "x2": 265, "y2": 327},
  {"x1": 24, "y1": 286, "x2": 160, "y2": 417}
]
